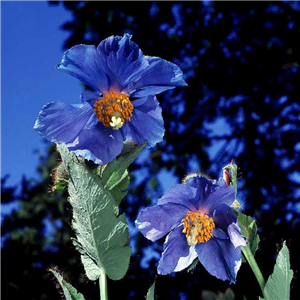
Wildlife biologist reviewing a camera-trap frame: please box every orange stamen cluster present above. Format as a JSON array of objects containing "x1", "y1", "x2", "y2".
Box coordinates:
[
  {"x1": 182, "y1": 210, "x2": 215, "y2": 245},
  {"x1": 94, "y1": 90, "x2": 133, "y2": 129}
]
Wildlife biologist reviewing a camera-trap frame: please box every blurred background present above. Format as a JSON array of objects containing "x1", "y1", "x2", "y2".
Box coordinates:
[{"x1": 1, "y1": 1, "x2": 300, "y2": 299}]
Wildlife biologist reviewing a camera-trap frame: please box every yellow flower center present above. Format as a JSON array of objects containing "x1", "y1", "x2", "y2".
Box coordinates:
[
  {"x1": 182, "y1": 210, "x2": 215, "y2": 246},
  {"x1": 94, "y1": 89, "x2": 133, "y2": 130}
]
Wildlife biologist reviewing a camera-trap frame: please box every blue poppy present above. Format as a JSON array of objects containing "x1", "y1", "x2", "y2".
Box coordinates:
[
  {"x1": 135, "y1": 175, "x2": 246, "y2": 283},
  {"x1": 34, "y1": 34, "x2": 187, "y2": 164}
]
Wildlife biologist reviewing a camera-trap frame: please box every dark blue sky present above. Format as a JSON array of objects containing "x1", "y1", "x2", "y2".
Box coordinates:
[{"x1": 2, "y1": 1, "x2": 83, "y2": 187}]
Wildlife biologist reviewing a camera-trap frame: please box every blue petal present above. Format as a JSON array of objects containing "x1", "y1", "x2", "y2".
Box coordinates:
[
  {"x1": 96, "y1": 34, "x2": 187, "y2": 96},
  {"x1": 80, "y1": 90, "x2": 100, "y2": 105},
  {"x1": 187, "y1": 176, "x2": 235, "y2": 212},
  {"x1": 185, "y1": 176, "x2": 216, "y2": 209},
  {"x1": 196, "y1": 238, "x2": 242, "y2": 283},
  {"x1": 173, "y1": 244, "x2": 198, "y2": 272},
  {"x1": 131, "y1": 95, "x2": 158, "y2": 113},
  {"x1": 204, "y1": 185, "x2": 235, "y2": 212},
  {"x1": 157, "y1": 226, "x2": 193, "y2": 275},
  {"x1": 212, "y1": 203, "x2": 237, "y2": 231},
  {"x1": 212, "y1": 228, "x2": 229, "y2": 240},
  {"x1": 135, "y1": 203, "x2": 190, "y2": 242},
  {"x1": 128, "y1": 56, "x2": 188, "y2": 98},
  {"x1": 122, "y1": 96, "x2": 165, "y2": 147},
  {"x1": 67, "y1": 123, "x2": 124, "y2": 165},
  {"x1": 97, "y1": 34, "x2": 149, "y2": 91},
  {"x1": 212, "y1": 203, "x2": 246, "y2": 248},
  {"x1": 34, "y1": 101, "x2": 96, "y2": 144},
  {"x1": 157, "y1": 183, "x2": 197, "y2": 209},
  {"x1": 57, "y1": 44, "x2": 110, "y2": 93}
]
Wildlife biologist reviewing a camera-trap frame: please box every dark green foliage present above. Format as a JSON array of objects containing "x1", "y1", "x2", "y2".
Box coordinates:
[
  {"x1": 2, "y1": 1, "x2": 300, "y2": 299},
  {"x1": 1, "y1": 144, "x2": 99, "y2": 300}
]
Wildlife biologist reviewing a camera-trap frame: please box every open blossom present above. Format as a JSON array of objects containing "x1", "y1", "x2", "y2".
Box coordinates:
[
  {"x1": 34, "y1": 34, "x2": 187, "y2": 164},
  {"x1": 135, "y1": 175, "x2": 246, "y2": 283}
]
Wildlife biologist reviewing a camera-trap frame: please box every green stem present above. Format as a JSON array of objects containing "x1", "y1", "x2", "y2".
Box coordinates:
[
  {"x1": 242, "y1": 245, "x2": 266, "y2": 297},
  {"x1": 99, "y1": 268, "x2": 108, "y2": 300}
]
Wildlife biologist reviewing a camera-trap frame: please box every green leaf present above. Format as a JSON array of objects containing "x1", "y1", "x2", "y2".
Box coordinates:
[
  {"x1": 238, "y1": 212, "x2": 259, "y2": 260},
  {"x1": 101, "y1": 142, "x2": 146, "y2": 205},
  {"x1": 202, "y1": 288, "x2": 235, "y2": 300},
  {"x1": 262, "y1": 241, "x2": 293, "y2": 300},
  {"x1": 105, "y1": 168, "x2": 130, "y2": 206},
  {"x1": 49, "y1": 268, "x2": 86, "y2": 300},
  {"x1": 146, "y1": 279, "x2": 156, "y2": 300},
  {"x1": 57, "y1": 144, "x2": 131, "y2": 281}
]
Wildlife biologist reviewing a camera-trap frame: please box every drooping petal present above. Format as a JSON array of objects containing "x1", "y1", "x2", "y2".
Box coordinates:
[
  {"x1": 122, "y1": 96, "x2": 164, "y2": 148},
  {"x1": 135, "y1": 203, "x2": 190, "y2": 242},
  {"x1": 227, "y1": 223, "x2": 246, "y2": 248},
  {"x1": 212, "y1": 203, "x2": 246, "y2": 248},
  {"x1": 68, "y1": 124, "x2": 124, "y2": 165},
  {"x1": 97, "y1": 34, "x2": 149, "y2": 91},
  {"x1": 157, "y1": 226, "x2": 193, "y2": 275},
  {"x1": 57, "y1": 44, "x2": 110, "y2": 93},
  {"x1": 196, "y1": 238, "x2": 242, "y2": 283},
  {"x1": 128, "y1": 56, "x2": 188, "y2": 98},
  {"x1": 34, "y1": 101, "x2": 96, "y2": 144}
]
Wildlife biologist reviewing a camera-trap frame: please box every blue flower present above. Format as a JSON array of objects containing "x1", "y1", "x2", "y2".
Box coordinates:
[
  {"x1": 34, "y1": 34, "x2": 187, "y2": 164},
  {"x1": 135, "y1": 175, "x2": 246, "y2": 283}
]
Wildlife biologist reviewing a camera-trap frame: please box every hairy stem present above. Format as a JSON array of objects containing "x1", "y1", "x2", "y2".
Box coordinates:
[{"x1": 242, "y1": 245, "x2": 266, "y2": 297}]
